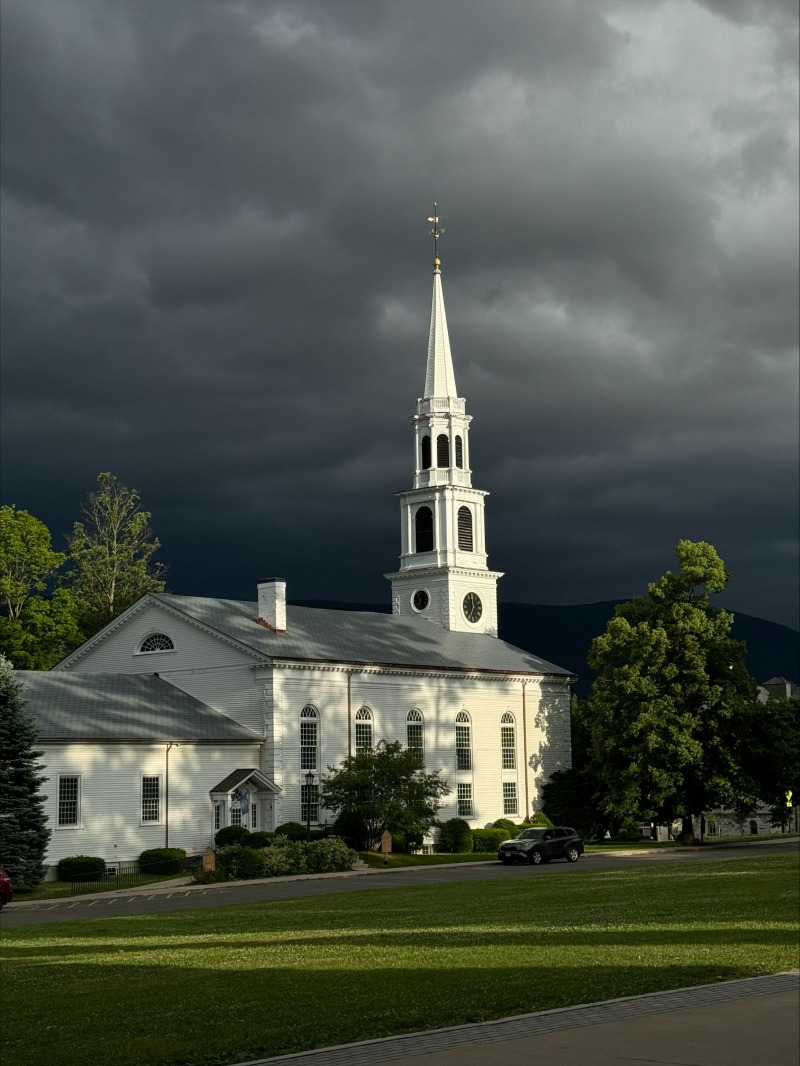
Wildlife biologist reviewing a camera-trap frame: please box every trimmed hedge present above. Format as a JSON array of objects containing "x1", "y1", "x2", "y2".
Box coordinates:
[
  {"x1": 214, "y1": 825, "x2": 250, "y2": 848},
  {"x1": 471, "y1": 828, "x2": 507, "y2": 852},
  {"x1": 437, "y1": 818, "x2": 473, "y2": 853},
  {"x1": 241, "y1": 831, "x2": 278, "y2": 849},
  {"x1": 139, "y1": 848, "x2": 186, "y2": 874},
  {"x1": 275, "y1": 821, "x2": 327, "y2": 842},
  {"x1": 491, "y1": 818, "x2": 519, "y2": 836},
  {"x1": 212, "y1": 838, "x2": 358, "y2": 881},
  {"x1": 57, "y1": 855, "x2": 106, "y2": 882}
]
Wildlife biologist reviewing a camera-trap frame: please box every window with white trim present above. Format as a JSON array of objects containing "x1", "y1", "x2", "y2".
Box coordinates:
[
  {"x1": 138, "y1": 633, "x2": 174, "y2": 653},
  {"x1": 141, "y1": 776, "x2": 160, "y2": 822},
  {"x1": 214, "y1": 803, "x2": 222, "y2": 832},
  {"x1": 455, "y1": 711, "x2": 471, "y2": 771},
  {"x1": 407, "y1": 709, "x2": 424, "y2": 765},
  {"x1": 457, "y1": 507, "x2": 473, "y2": 551},
  {"x1": 502, "y1": 781, "x2": 518, "y2": 815},
  {"x1": 300, "y1": 705, "x2": 318, "y2": 770},
  {"x1": 301, "y1": 784, "x2": 319, "y2": 823},
  {"x1": 457, "y1": 783, "x2": 473, "y2": 817},
  {"x1": 230, "y1": 805, "x2": 242, "y2": 827},
  {"x1": 355, "y1": 707, "x2": 373, "y2": 753},
  {"x1": 58, "y1": 776, "x2": 80, "y2": 826},
  {"x1": 251, "y1": 801, "x2": 258, "y2": 829},
  {"x1": 501, "y1": 713, "x2": 516, "y2": 770}
]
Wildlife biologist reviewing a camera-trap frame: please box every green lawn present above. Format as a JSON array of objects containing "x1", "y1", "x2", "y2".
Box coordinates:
[{"x1": 3, "y1": 854, "x2": 798, "y2": 1066}]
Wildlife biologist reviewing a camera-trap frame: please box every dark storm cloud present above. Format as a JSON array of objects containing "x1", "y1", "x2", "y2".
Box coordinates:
[{"x1": 1, "y1": 0, "x2": 797, "y2": 629}]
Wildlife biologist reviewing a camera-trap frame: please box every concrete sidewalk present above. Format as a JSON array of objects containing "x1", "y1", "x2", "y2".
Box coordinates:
[{"x1": 239, "y1": 972, "x2": 800, "y2": 1066}]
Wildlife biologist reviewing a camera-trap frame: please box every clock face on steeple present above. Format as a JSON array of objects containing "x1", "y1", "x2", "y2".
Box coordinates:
[
  {"x1": 413, "y1": 589, "x2": 430, "y2": 612},
  {"x1": 462, "y1": 592, "x2": 483, "y2": 624}
]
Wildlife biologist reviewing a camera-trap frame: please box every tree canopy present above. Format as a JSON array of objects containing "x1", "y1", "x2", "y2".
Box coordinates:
[
  {"x1": 320, "y1": 740, "x2": 450, "y2": 851},
  {"x1": 585, "y1": 540, "x2": 759, "y2": 841},
  {"x1": 66, "y1": 472, "x2": 166, "y2": 635},
  {"x1": 0, "y1": 655, "x2": 51, "y2": 886},
  {"x1": 0, "y1": 505, "x2": 65, "y2": 620}
]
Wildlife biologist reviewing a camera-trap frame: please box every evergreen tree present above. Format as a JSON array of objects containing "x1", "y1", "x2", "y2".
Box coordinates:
[{"x1": 0, "y1": 654, "x2": 50, "y2": 887}]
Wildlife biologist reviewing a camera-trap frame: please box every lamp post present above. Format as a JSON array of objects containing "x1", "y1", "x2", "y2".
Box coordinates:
[{"x1": 305, "y1": 770, "x2": 315, "y2": 841}]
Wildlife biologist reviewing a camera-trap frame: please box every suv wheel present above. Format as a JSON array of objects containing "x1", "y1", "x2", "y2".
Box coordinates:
[
  {"x1": 566, "y1": 846, "x2": 580, "y2": 863},
  {"x1": 529, "y1": 848, "x2": 544, "y2": 865}
]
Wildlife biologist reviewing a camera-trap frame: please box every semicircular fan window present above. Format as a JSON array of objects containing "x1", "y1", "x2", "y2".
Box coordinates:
[{"x1": 139, "y1": 633, "x2": 175, "y2": 653}]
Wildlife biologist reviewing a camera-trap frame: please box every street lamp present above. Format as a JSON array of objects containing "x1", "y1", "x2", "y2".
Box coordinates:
[{"x1": 305, "y1": 770, "x2": 315, "y2": 841}]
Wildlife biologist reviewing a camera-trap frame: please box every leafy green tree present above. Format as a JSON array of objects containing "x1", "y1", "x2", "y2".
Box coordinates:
[
  {"x1": 585, "y1": 540, "x2": 758, "y2": 843},
  {"x1": 0, "y1": 505, "x2": 65, "y2": 619},
  {"x1": 739, "y1": 696, "x2": 800, "y2": 828},
  {"x1": 320, "y1": 740, "x2": 450, "y2": 851},
  {"x1": 66, "y1": 472, "x2": 166, "y2": 635},
  {"x1": 0, "y1": 589, "x2": 86, "y2": 670},
  {"x1": 0, "y1": 654, "x2": 51, "y2": 887}
]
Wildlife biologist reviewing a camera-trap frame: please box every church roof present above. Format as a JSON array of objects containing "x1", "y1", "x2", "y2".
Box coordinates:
[
  {"x1": 17, "y1": 672, "x2": 261, "y2": 742},
  {"x1": 152, "y1": 594, "x2": 575, "y2": 678}
]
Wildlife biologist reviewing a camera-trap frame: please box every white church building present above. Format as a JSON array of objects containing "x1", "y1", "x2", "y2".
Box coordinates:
[{"x1": 20, "y1": 248, "x2": 575, "y2": 871}]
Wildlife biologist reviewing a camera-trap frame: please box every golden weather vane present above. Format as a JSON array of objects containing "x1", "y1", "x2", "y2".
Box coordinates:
[{"x1": 427, "y1": 203, "x2": 445, "y2": 261}]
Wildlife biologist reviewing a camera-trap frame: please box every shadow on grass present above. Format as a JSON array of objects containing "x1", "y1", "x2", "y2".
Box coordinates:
[{"x1": 2, "y1": 961, "x2": 781, "y2": 1066}]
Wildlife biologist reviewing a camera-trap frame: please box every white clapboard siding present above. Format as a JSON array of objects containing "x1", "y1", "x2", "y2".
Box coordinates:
[
  {"x1": 273, "y1": 665, "x2": 572, "y2": 827},
  {"x1": 41, "y1": 741, "x2": 262, "y2": 867}
]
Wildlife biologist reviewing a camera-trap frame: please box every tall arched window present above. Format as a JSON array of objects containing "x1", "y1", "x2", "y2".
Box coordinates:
[
  {"x1": 500, "y1": 712, "x2": 516, "y2": 770},
  {"x1": 421, "y1": 435, "x2": 431, "y2": 469},
  {"x1": 455, "y1": 435, "x2": 463, "y2": 468},
  {"x1": 415, "y1": 506, "x2": 434, "y2": 553},
  {"x1": 436, "y1": 433, "x2": 450, "y2": 467},
  {"x1": 457, "y1": 506, "x2": 473, "y2": 551},
  {"x1": 407, "y1": 709, "x2": 424, "y2": 764},
  {"x1": 300, "y1": 705, "x2": 318, "y2": 771},
  {"x1": 355, "y1": 707, "x2": 373, "y2": 753},
  {"x1": 455, "y1": 711, "x2": 471, "y2": 771}
]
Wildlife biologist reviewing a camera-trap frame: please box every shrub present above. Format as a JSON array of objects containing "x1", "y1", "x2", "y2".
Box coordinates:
[
  {"x1": 139, "y1": 848, "x2": 186, "y2": 875},
  {"x1": 275, "y1": 821, "x2": 326, "y2": 842},
  {"x1": 214, "y1": 825, "x2": 250, "y2": 848},
  {"x1": 491, "y1": 818, "x2": 519, "y2": 836},
  {"x1": 471, "y1": 828, "x2": 507, "y2": 852},
  {"x1": 524, "y1": 811, "x2": 554, "y2": 828},
  {"x1": 241, "y1": 831, "x2": 277, "y2": 849},
  {"x1": 57, "y1": 855, "x2": 106, "y2": 882},
  {"x1": 437, "y1": 818, "x2": 473, "y2": 853},
  {"x1": 214, "y1": 838, "x2": 358, "y2": 881},
  {"x1": 333, "y1": 811, "x2": 367, "y2": 850}
]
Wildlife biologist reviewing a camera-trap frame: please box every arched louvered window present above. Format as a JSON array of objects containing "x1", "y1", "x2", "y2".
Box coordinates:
[
  {"x1": 139, "y1": 633, "x2": 174, "y2": 653},
  {"x1": 457, "y1": 507, "x2": 473, "y2": 551},
  {"x1": 436, "y1": 433, "x2": 450, "y2": 467},
  {"x1": 415, "y1": 506, "x2": 434, "y2": 553},
  {"x1": 455, "y1": 711, "x2": 471, "y2": 771},
  {"x1": 455, "y1": 435, "x2": 463, "y2": 468},
  {"x1": 421, "y1": 435, "x2": 431, "y2": 470},
  {"x1": 300, "y1": 705, "x2": 318, "y2": 771},
  {"x1": 355, "y1": 707, "x2": 373, "y2": 753},
  {"x1": 407, "y1": 709, "x2": 424, "y2": 765},
  {"x1": 500, "y1": 712, "x2": 516, "y2": 770}
]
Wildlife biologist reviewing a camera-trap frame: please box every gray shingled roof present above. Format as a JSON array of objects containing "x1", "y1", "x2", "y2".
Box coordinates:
[
  {"x1": 17, "y1": 672, "x2": 262, "y2": 742},
  {"x1": 154, "y1": 594, "x2": 574, "y2": 678}
]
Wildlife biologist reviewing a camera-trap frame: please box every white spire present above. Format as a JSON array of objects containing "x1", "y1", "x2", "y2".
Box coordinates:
[{"x1": 423, "y1": 260, "x2": 458, "y2": 399}]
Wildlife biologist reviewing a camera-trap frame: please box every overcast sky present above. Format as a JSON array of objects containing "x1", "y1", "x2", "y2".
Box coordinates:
[{"x1": 1, "y1": 0, "x2": 798, "y2": 630}]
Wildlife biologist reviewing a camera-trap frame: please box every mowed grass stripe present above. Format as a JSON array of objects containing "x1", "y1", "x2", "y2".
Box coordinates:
[{"x1": 3, "y1": 855, "x2": 799, "y2": 1066}]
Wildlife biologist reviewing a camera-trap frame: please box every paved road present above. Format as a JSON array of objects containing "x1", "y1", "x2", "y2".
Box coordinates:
[{"x1": 3, "y1": 838, "x2": 797, "y2": 928}]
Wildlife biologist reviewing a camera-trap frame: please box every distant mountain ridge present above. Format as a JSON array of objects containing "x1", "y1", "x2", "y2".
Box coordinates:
[{"x1": 290, "y1": 599, "x2": 799, "y2": 699}]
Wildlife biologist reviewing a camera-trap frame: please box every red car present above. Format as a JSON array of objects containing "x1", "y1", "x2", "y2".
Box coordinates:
[{"x1": 0, "y1": 866, "x2": 13, "y2": 910}]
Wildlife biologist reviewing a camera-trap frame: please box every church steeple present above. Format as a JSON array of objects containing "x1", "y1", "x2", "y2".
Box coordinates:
[
  {"x1": 385, "y1": 211, "x2": 502, "y2": 636},
  {"x1": 424, "y1": 259, "x2": 458, "y2": 399}
]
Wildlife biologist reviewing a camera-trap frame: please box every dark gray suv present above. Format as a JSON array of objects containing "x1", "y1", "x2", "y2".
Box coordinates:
[{"x1": 498, "y1": 826, "x2": 584, "y2": 865}]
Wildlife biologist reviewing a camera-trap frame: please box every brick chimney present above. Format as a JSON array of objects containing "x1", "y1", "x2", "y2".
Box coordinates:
[{"x1": 257, "y1": 578, "x2": 286, "y2": 632}]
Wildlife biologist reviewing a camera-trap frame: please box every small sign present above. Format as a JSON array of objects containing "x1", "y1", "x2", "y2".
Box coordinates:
[
  {"x1": 381, "y1": 830, "x2": 392, "y2": 854},
  {"x1": 786, "y1": 790, "x2": 793, "y2": 808}
]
